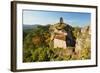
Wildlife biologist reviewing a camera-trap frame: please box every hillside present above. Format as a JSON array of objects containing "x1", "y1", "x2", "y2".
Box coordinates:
[
  {"x1": 23, "y1": 18, "x2": 91, "y2": 62},
  {"x1": 23, "y1": 24, "x2": 39, "y2": 30}
]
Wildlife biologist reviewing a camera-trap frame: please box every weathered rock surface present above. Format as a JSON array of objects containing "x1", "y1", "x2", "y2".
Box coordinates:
[{"x1": 75, "y1": 26, "x2": 91, "y2": 59}]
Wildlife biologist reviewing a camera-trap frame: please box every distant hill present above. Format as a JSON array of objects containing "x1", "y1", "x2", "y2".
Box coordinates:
[{"x1": 23, "y1": 24, "x2": 39, "y2": 30}]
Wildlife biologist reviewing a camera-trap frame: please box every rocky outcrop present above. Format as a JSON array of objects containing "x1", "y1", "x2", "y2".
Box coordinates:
[
  {"x1": 75, "y1": 26, "x2": 91, "y2": 59},
  {"x1": 49, "y1": 17, "x2": 76, "y2": 48}
]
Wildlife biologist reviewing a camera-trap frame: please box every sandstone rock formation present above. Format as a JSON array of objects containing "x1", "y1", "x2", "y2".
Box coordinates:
[{"x1": 75, "y1": 26, "x2": 91, "y2": 59}]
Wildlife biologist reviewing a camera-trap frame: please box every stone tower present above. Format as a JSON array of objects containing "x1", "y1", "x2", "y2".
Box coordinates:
[{"x1": 60, "y1": 17, "x2": 63, "y2": 24}]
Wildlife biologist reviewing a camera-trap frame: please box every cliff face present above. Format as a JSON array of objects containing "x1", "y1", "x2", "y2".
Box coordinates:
[
  {"x1": 75, "y1": 26, "x2": 91, "y2": 59},
  {"x1": 49, "y1": 22, "x2": 76, "y2": 47}
]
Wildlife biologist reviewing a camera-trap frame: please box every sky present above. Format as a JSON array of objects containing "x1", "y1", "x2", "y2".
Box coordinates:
[{"x1": 23, "y1": 10, "x2": 91, "y2": 27}]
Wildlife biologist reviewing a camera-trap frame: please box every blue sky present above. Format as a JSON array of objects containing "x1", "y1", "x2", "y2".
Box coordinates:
[{"x1": 23, "y1": 10, "x2": 91, "y2": 27}]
